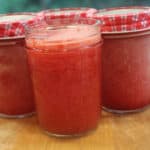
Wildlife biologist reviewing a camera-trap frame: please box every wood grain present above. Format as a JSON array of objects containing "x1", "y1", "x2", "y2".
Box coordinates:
[{"x1": 0, "y1": 109, "x2": 150, "y2": 150}]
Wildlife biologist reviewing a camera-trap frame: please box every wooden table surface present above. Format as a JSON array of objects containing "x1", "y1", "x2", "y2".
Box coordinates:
[{"x1": 0, "y1": 109, "x2": 150, "y2": 150}]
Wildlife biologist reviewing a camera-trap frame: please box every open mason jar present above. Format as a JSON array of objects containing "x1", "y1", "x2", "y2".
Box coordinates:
[
  {"x1": 91, "y1": 6, "x2": 150, "y2": 114},
  {"x1": 0, "y1": 13, "x2": 37, "y2": 118},
  {"x1": 25, "y1": 17, "x2": 102, "y2": 137}
]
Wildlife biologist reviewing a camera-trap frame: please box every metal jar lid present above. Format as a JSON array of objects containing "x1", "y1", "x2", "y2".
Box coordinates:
[
  {"x1": 89, "y1": 6, "x2": 150, "y2": 34},
  {"x1": 0, "y1": 12, "x2": 40, "y2": 39},
  {"x1": 37, "y1": 7, "x2": 97, "y2": 20}
]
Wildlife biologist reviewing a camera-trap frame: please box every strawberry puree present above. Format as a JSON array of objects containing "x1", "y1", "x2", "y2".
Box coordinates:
[
  {"x1": 102, "y1": 31, "x2": 150, "y2": 112},
  {"x1": 0, "y1": 38, "x2": 34, "y2": 116}
]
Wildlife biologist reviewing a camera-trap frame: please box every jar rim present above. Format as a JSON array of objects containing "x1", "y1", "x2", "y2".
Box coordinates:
[
  {"x1": 26, "y1": 17, "x2": 101, "y2": 30},
  {"x1": 25, "y1": 17, "x2": 102, "y2": 50},
  {"x1": 25, "y1": 17, "x2": 101, "y2": 42},
  {"x1": 103, "y1": 28, "x2": 150, "y2": 39},
  {"x1": 0, "y1": 36, "x2": 25, "y2": 40},
  {"x1": 102, "y1": 26, "x2": 150, "y2": 35}
]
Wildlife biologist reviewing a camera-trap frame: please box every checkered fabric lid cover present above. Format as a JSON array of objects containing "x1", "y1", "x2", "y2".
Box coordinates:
[
  {"x1": 89, "y1": 6, "x2": 150, "y2": 33},
  {"x1": 0, "y1": 13, "x2": 39, "y2": 38},
  {"x1": 37, "y1": 7, "x2": 97, "y2": 20}
]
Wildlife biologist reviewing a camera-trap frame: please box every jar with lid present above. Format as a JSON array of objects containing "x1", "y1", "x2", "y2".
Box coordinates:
[
  {"x1": 90, "y1": 7, "x2": 150, "y2": 113},
  {"x1": 0, "y1": 13, "x2": 37, "y2": 118}
]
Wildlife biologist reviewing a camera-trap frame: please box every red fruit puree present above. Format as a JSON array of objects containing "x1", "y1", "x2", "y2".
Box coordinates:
[
  {"x1": 0, "y1": 38, "x2": 34, "y2": 117},
  {"x1": 102, "y1": 31, "x2": 150, "y2": 112}
]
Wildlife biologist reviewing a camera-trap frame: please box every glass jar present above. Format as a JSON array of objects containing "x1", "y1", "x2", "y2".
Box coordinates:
[
  {"x1": 91, "y1": 7, "x2": 150, "y2": 113},
  {"x1": 0, "y1": 13, "x2": 36, "y2": 118},
  {"x1": 25, "y1": 18, "x2": 102, "y2": 137},
  {"x1": 102, "y1": 30, "x2": 150, "y2": 113}
]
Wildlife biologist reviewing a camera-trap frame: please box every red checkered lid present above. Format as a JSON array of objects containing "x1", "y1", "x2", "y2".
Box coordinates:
[
  {"x1": 89, "y1": 6, "x2": 150, "y2": 33},
  {"x1": 37, "y1": 7, "x2": 97, "y2": 20},
  {"x1": 0, "y1": 13, "x2": 39, "y2": 39}
]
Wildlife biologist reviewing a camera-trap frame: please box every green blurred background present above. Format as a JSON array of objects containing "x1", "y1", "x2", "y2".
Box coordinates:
[{"x1": 0, "y1": 0, "x2": 149, "y2": 13}]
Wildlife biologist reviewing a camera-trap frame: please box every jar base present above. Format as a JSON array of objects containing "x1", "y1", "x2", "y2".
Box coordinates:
[
  {"x1": 102, "y1": 105, "x2": 150, "y2": 114},
  {"x1": 0, "y1": 112, "x2": 35, "y2": 119},
  {"x1": 42, "y1": 125, "x2": 98, "y2": 138}
]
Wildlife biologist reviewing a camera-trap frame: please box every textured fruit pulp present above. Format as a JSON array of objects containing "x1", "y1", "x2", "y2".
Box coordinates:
[
  {"x1": 102, "y1": 32, "x2": 150, "y2": 111},
  {"x1": 26, "y1": 24, "x2": 102, "y2": 135},
  {"x1": 0, "y1": 38, "x2": 34, "y2": 115}
]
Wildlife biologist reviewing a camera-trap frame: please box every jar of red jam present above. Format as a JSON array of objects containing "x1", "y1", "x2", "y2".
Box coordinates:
[
  {"x1": 0, "y1": 13, "x2": 37, "y2": 118},
  {"x1": 26, "y1": 18, "x2": 102, "y2": 137},
  {"x1": 91, "y1": 7, "x2": 150, "y2": 113}
]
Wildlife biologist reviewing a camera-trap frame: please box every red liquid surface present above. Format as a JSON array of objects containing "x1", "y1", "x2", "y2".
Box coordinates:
[
  {"x1": 102, "y1": 32, "x2": 150, "y2": 111},
  {"x1": 0, "y1": 38, "x2": 34, "y2": 116},
  {"x1": 26, "y1": 25, "x2": 102, "y2": 135}
]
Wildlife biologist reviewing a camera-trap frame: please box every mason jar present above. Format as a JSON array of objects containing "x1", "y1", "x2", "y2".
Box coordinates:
[
  {"x1": 90, "y1": 7, "x2": 150, "y2": 113},
  {"x1": 0, "y1": 13, "x2": 37, "y2": 118},
  {"x1": 25, "y1": 18, "x2": 102, "y2": 137}
]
